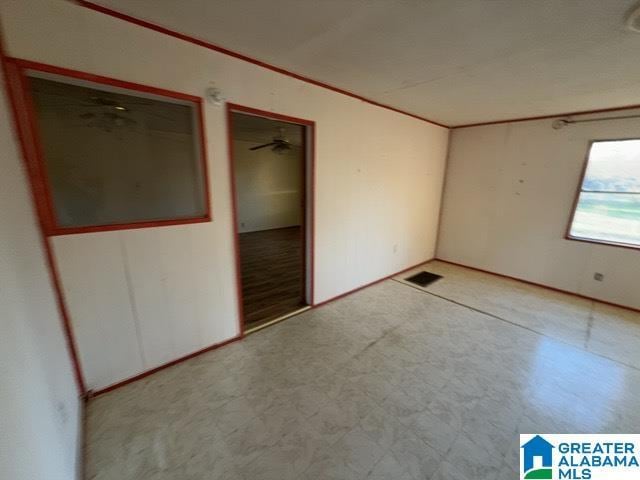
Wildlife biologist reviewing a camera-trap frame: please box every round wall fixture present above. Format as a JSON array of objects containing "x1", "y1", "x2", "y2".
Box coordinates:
[
  {"x1": 205, "y1": 86, "x2": 223, "y2": 106},
  {"x1": 552, "y1": 119, "x2": 570, "y2": 129},
  {"x1": 626, "y1": 3, "x2": 640, "y2": 32}
]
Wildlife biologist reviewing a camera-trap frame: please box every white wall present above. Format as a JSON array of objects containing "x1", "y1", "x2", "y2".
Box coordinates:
[
  {"x1": 0, "y1": 0, "x2": 449, "y2": 390},
  {"x1": 0, "y1": 63, "x2": 81, "y2": 479},
  {"x1": 438, "y1": 111, "x2": 640, "y2": 310},
  {"x1": 234, "y1": 140, "x2": 302, "y2": 233}
]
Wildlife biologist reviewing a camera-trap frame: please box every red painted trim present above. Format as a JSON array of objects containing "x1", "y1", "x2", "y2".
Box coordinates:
[
  {"x1": 299, "y1": 125, "x2": 308, "y2": 302},
  {"x1": 12, "y1": 58, "x2": 202, "y2": 103},
  {"x1": 566, "y1": 236, "x2": 640, "y2": 251},
  {"x1": 0, "y1": 56, "x2": 86, "y2": 391},
  {"x1": 225, "y1": 106, "x2": 246, "y2": 338},
  {"x1": 309, "y1": 124, "x2": 316, "y2": 306},
  {"x1": 75, "y1": 0, "x2": 448, "y2": 129},
  {"x1": 79, "y1": 395, "x2": 89, "y2": 480},
  {"x1": 564, "y1": 139, "x2": 640, "y2": 251},
  {"x1": 435, "y1": 258, "x2": 640, "y2": 314},
  {"x1": 313, "y1": 258, "x2": 435, "y2": 308},
  {"x1": 226, "y1": 103, "x2": 316, "y2": 332},
  {"x1": 73, "y1": 0, "x2": 640, "y2": 131},
  {"x1": 83, "y1": 251, "x2": 639, "y2": 397},
  {"x1": 197, "y1": 99, "x2": 213, "y2": 229},
  {"x1": 92, "y1": 257, "x2": 435, "y2": 396},
  {"x1": 48, "y1": 216, "x2": 211, "y2": 236},
  {"x1": 91, "y1": 335, "x2": 242, "y2": 396},
  {"x1": 8, "y1": 58, "x2": 212, "y2": 236},
  {"x1": 453, "y1": 103, "x2": 640, "y2": 129},
  {"x1": 226, "y1": 103, "x2": 316, "y2": 127},
  {"x1": 42, "y1": 237, "x2": 88, "y2": 392},
  {"x1": 5, "y1": 62, "x2": 58, "y2": 232}
]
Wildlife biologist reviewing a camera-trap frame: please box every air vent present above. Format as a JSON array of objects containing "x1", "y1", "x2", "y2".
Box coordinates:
[
  {"x1": 626, "y1": 4, "x2": 640, "y2": 32},
  {"x1": 405, "y1": 271, "x2": 442, "y2": 287}
]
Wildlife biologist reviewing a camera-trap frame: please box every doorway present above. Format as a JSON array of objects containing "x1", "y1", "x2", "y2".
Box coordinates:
[{"x1": 227, "y1": 104, "x2": 314, "y2": 333}]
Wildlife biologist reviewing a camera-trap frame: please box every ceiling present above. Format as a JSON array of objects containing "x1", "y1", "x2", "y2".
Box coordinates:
[
  {"x1": 88, "y1": 0, "x2": 640, "y2": 126},
  {"x1": 232, "y1": 112, "x2": 304, "y2": 147}
]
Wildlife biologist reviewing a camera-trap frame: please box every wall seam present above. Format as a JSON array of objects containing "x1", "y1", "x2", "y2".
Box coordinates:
[{"x1": 119, "y1": 234, "x2": 147, "y2": 368}]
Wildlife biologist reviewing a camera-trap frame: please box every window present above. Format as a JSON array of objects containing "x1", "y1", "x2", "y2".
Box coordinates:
[
  {"x1": 568, "y1": 139, "x2": 640, "y2": 248},
  {"x1": 26, "y1": 72, "x2": 209, "y2": 234}
]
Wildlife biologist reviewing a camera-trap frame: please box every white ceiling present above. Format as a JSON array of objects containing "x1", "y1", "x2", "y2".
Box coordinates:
[{"x1": 90, "y1": 0, "x2": 640, "y2": 126}]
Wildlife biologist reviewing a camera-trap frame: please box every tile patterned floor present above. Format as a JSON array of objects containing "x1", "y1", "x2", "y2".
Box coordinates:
[{"x1": 86, "y1": 261, "x2": 640, "y2": 479}]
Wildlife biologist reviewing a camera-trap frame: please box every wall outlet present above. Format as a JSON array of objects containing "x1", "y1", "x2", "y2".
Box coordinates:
[
  {"x1": 393, "y1": 244, "x2": 398, "y2": 254},
  {"x1": 594, "y1": 272, "x2": 604, "y2": 282}
]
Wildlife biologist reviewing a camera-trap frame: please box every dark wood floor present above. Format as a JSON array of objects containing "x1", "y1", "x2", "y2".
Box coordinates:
[{"x1": 239, "y1": 226, "x2": 306, "y2": 328}]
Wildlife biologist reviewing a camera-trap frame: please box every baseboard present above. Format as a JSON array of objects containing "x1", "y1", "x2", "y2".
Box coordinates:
[
  {"x1": 434, "y1": 258, "x2": 640, "y2": 314},
  {"x1": 87, "y1": 258, "x2": 436, "y2": 398},
  {"x1": 90, "y1": 335, "x2": 243, "y2": 397},
  {"x1": 313, "y1": 258, "x2": 434, "y2": 308},
  {"x1": 78, "y1": 395, "x2": 88, "y2": 480}
]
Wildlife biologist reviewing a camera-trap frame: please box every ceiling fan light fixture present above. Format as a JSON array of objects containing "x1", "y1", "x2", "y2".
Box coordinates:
[
  {"x1": 272, "y1": 143, "x2": 289, "y2": 154},
  {"x1": 248, "y1": 126, "x2": 292, "y2": 153},
  {"x1": 552, "y1": 118, "x2": 570, "y2": 129}
]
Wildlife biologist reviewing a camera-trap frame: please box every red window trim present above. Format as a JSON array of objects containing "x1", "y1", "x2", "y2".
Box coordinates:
[
  {"x1": 5, "y1": 57, "x2": 212, "y2": 236},
  {"x1": 565, "y1": 138, "x2": 640, "y2": 251}
]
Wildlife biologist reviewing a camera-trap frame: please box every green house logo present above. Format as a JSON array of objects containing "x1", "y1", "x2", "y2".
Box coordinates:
[{"x1": 521, "y1": 435, "x2": 554, "y2": 479}]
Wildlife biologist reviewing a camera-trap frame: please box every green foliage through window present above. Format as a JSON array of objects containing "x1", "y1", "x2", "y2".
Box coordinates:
[{"x1": 569, "y1": 139, "x2": 640, "y2": 247}]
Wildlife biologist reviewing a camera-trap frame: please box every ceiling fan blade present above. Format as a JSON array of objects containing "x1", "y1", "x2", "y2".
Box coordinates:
[{"x1": 249, "y1": 142, "x2": 277, "y2": 151}]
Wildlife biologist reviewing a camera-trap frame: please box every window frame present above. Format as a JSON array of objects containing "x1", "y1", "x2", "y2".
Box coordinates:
[
  {"x1": 565, "y1": 138, "x2": 640, "y2": 251},
  {"x1": 5, "y1": 58, "x2": 212, "y2": 236}
]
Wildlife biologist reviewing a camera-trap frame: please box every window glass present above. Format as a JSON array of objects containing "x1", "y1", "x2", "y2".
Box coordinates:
[
  {"x1": 569, "y1": 140, "x2": 640, "y2": 247},
  {"x1": 29, "y1": 76, "x2": 207, "y2": 229}
]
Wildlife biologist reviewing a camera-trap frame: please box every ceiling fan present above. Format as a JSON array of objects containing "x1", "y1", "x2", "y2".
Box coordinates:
[
  {"x1": 73, "y1": 96, "x2": 138, "y2": 131},
  {"x1": 76, "y1": 96, "x2": 170, "y2": 131},
  {"x1": 249, "y1": 127, "x2": 291, "y2": 154}
]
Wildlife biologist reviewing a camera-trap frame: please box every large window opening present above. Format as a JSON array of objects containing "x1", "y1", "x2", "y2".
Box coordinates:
[
  {"x1": 26, "y1": 73, "x2": 209, "y2": 234},
  {"x1": 568, "y1": 139, "x2": 640, "y2": 248}
]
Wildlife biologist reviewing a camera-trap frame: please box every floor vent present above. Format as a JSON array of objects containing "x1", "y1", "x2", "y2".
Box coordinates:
[{"x1": 405, "y1": 271, "x2": 442, "y2": 287}]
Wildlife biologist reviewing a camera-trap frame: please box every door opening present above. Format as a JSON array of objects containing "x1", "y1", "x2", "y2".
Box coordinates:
[{"x1": 227, "y1": 105, "x2": 314, "y2": 333}]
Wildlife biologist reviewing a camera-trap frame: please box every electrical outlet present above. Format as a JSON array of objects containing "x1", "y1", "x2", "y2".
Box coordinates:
[
  {"x1": 594, "y1": 272, "x2": 604, "y2": 282},
  {"x1": 393, "y1": 244, "x2": 398, "y2": 254}
]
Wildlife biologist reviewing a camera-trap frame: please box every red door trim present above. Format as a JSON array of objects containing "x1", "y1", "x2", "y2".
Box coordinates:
[{"x1": 226, "y1": 103, "x2": 316, "y2": 335}]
